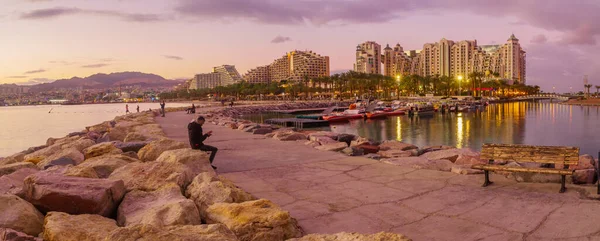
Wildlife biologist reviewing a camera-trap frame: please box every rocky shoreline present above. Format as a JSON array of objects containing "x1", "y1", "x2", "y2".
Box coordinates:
[
  {"x1": 204, "y1": 102, "x2": 598, "y2": 186},
  {"x1": 0, "y1": 105, "x2": 411, "y2": 241}
]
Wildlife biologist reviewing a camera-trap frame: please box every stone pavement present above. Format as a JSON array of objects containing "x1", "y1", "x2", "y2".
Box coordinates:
[{"x1": 157, "y1": 111, "x2": 600, "y2": 241}]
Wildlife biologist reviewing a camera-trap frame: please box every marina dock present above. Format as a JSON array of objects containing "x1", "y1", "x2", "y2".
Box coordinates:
[
  {"x1": 265, "y1": 118, "x2": 330, "y2": 129},
  {"x1": 266, "y1": 107, "x2": 348, "y2": 115}
]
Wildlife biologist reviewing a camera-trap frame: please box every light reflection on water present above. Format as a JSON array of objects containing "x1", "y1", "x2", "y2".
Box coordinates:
[
  {"x1": 244, "y1": 102, "x2": 600, "y2": 157},
  {"x1": 0, "y1": 102, "x2": 192, "y2": 157}
]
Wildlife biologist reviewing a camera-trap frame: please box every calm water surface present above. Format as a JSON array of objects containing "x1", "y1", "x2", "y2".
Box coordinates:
[
  {"x1": 0, "y1": 103, "x2": 191, "y2": 157},
  {"x1": 244, "y1": 102, "x2": 600, "y2": 157}
]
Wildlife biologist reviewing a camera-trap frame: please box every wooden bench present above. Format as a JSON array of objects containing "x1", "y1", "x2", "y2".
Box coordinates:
[{"x1": 472, "y1": 143, "x2": 580, "y2": 193}]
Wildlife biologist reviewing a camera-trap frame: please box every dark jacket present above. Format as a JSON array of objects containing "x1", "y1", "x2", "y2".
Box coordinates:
[{"x1": 188, "y1": 121, "x2": 208, "y2": 148}]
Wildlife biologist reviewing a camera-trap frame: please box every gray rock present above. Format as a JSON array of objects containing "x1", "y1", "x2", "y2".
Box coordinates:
[
  {"x1": 96, "y1": 133, "x2": 110, "y2": 143},
  {"x1": 337, "y1": 134, "x2": 356, "y2": 146},
  {"x1": 42, "y1": 157, "x2": 75, "y2": 170},
  {"x1": 572, "y1": 169, "x2": 596, "y2": 184},
  {"x1": 364, "y1": 153, "x2": 381, "y2": 160}
]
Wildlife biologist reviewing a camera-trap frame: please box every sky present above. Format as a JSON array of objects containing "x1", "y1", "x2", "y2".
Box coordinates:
[{"x1": 1, "y1": 0, "x2": 599, "y2": 92}]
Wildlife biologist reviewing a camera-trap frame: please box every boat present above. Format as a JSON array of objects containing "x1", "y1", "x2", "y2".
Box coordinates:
[
  {"x1": 363, "y1": 102, "x2": 389, "y2": 119},
  {"x1": 365, "y1": 111, "x2": 389, "y2": 119},
  {"x1": 322, "y1": 109, "x2": 364, "y2": 122},
  {"x1": 408, "y1": 103, "x2": 435, "y2": 116}
]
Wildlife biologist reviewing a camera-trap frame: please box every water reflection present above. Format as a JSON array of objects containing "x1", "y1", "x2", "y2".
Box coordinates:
[{"x1": 244, "y1": 102, "x2": 600, "y2": 157}]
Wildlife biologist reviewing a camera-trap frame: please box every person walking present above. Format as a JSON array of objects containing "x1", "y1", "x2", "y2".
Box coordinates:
[
  {"x1": 160, "y1": 101, "x2": 166, "y2": 117},
  {"x1": 136, "y1": 105, "x2": 140, "y2": 113},
  {"x1": 188, "y1": 116, "x2": 218, "y2": 170},
  {"x1": 125, "y1": 104, "x2": 130, "y2": 114}
]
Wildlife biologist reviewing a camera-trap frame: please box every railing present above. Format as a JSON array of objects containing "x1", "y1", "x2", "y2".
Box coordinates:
[{"x1": 513, "y1": 94, "x2": 569, "y2": 101}]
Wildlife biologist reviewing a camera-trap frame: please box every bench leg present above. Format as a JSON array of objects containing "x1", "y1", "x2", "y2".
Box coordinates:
[
  {"x1": 560, "y1": 175, "x2": 566, "y2": 193},
  {"x1": 482, "y1": 170, "x2": 493, "y2": 187}
]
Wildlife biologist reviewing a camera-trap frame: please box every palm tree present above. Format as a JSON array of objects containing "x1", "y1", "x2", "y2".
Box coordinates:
[
  {"x1": 584, "y1": 84, "x2": 592, "y2": 98},
  {"x1": 468, "y1": 71, "x2": 485, "y2": 97},
  {"x1": 596, "y1": 85, "x2": 600, "y2": 97}
]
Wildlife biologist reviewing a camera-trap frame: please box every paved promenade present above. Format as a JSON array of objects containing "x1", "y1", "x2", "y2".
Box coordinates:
[{"x1": 157, "y1": 111, "x2": 600, "y2": 241}]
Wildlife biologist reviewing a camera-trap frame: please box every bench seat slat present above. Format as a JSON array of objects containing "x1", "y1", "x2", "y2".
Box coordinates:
[
  {"x1": 480, "y1": 143, "x2": 580, "y2": 165},
  {"x1": 472, "y1": 164, "x2": 574, "y2": 175}
]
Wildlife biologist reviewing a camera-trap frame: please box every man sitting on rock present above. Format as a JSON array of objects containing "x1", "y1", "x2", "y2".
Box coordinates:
[{"x1": 188, "y1": 116, "x2": 218, "y2": 170}]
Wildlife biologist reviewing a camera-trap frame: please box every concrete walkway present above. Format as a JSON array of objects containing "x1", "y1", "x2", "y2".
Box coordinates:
[{"x1": 157, "y1": 111, "x2": 600, "y2": 241}]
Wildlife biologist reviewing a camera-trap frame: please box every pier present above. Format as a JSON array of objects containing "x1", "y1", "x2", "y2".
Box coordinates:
[
  {"x1": 265, "y1": 118, "x2": 330, "y2": 129},
  {"x1": 266, "y1": 107, "x2": 348, "y2": 115}
]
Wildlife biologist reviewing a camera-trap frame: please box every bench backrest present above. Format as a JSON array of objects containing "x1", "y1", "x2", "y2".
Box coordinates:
[{"x1": 480, "y1": 143, "x2": 579, "y2": 165}]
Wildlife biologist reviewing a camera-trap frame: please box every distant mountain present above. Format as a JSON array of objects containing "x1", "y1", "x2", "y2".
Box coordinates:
[{"x1": 29, "y1": 72, "x2": 180, "y2": 91}]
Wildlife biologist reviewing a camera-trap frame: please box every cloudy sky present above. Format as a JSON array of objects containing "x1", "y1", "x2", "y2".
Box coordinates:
[{"x1": 1, "y1": 0, "x2": 598, "y2": 91}]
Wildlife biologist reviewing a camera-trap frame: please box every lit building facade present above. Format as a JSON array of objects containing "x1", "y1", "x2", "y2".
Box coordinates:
[
  {"x1": 354, "y1": 41, "x2": 381, "y2": 74},
  {"x1": 0, "y1": 84, "x2": 30, "y2": 97},
  {"x1": 379, "y1": 34, "x2": 527, "y2": 84},
  {"x1": 213, "y1": 65, "x2": 243, "y2": 86},
  {"x1": 243, "y1": 66, "x2": 270, "y2": 84},
  {"x1": 243, "y1": 50, "x2": 330, "y2": 83},
  {"x1": 188, "y1": 65, "x2": 243, "y2": 90}
]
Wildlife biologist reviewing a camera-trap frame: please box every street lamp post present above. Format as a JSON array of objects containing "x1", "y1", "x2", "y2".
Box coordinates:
[
  {"x1": 457, "y1": 75, "x2": 463, "y2": 96},
  {"x1": 396, "y1": 75, "x2": 401, "y2": 99}
]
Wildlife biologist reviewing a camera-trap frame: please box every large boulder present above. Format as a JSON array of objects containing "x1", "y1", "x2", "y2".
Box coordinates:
[
  {"x1": 106, "y1": 224, "x2": 238, "y2": 241},
  {"x1": 137, "y1": 139, "x2": 188, "y2": 162},
  {"x1": 185, "y1": 172, "x2": 255, "y2": 220},
  {"x1": 0, "y1": 228, "x2": 42, "y2": 241},
  {"x1": 556, "y1": 154, "x2": 596, "y2": 170},
  {"x1": 63, "y1": 165, "x2": 100, "y2": 178},
  {"x1": 252, "y1": 128, "x2": 273, "y2": 135},
  {"x1": 73, "y1": 154, "x2": 139, "y2": 178},
  {"x1": 108, "y1": 121, "x2": 144, "y2": 142},
  {"x1": 205, "y1": 199, "x2": 303, "y2": 241},
  {"x1": 37, "y1": 148, "x2": 84, "y2": 169},
  {"x1": 420, "y1": 148, "x2": 479, "y2": 163},
  {"x1": 42, "y1": 212, "x2": 119, "y2": 241},
  {"x1": 379, "y1": 140, "x2": 418, "y2": 151},
  {"x1": 155, "y1": 149, "x2": 213, "y2": 175},
  {"x1": 23, "y1": 144, "x2": 64, "y2": 164},
  {"x1": 288, "y1": 232, "x2": 411, "y2": 241},
  {"x1": 377, "y1": 150, "x2": 413, "y2": 158},
  {"x1": 274, "y1": 131, "x2": 307, "y2": 141},
  {"x1": 61, "y1": 138, "x2": 96, "y2": 153},
  {"x1": 412, "y1": 159, "x2": 455, "y2": 172},
  {"x1": 307, "y1": 131, "x2": 339, "y2": 141},
  {"x1": 86, "y1": 121, "x2": 112, "y2": 133},
  {"x1": 108, "y1": 160, "x2": 205, "y2": 192},
  {"x1": 0, "y1": 195, "x2": 44, "y2": 236},
  {"x1": 0, "y1": 153, "x2": 25, "y2": 166},
  {"x1": 572, "y1": 169, "x2": 596, "y2": 184},
  {"x1": 0, "y1": 168, "x2": 39, "y2": 197},
  {"x1": 23, "y1": 172, "x2": 125, "y2": 216},
  {"x1": 336, "y1": 134, "x2": 356, "y2": 146},
  {"x1": 314, "y1": 142, "x2": 347, "y2": 152},
  {"x1": 354, "y1": 144, "x2": 380, "y2": 154},
  {"x1": 454, "y1": 154, "x2": 484, "y2": 165},
  {"x1": 0, "y1": 162, "x2": 37, "y2": 177},
  {"x1": 418, "y1": 145, "x2": 455, "y2": 155},
  {"x1": 118, "y1": 184, "x2": 201, "y2": 227},
  {"x1": 381, "y1": 156, "x2": 429, "y2": 166},
  {"x1": 83, "y1": 143, "x2": 123, "y2": 159}
]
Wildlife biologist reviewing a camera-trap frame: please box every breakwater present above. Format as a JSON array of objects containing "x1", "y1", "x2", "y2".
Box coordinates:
[{"x1": 0, "y1": 105, "x2": 410, "y2": 241}]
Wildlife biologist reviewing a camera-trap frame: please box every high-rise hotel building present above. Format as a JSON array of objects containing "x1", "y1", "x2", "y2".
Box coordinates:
[
  {"x1": 354, "y1": 41, "x2": 381, "y2": 74},
  {"x1": 188, "y1": 65, "x2": 243, "y2": 90},
  {"x1": 362, "y1": 34, "x2": 526, "y2": 84},
  {"x1": 243, "y1": 50, "x2": 330, "y2": 84}
]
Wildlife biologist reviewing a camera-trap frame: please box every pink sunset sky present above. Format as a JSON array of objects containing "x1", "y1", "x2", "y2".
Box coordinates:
[{"x1": 1, "y1": 0, "x2": 598, "y2": 92}]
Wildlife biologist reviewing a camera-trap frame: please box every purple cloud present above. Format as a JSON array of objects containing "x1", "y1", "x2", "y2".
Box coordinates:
[
  {"x1": 20, "y1": 7, "x2": 165, "y2": 22},
  {"x1": 164, "y1": 55, "x2": 183, "y2": 60},
  {"x1": 81, "y1": 63, "x2": 109, "y2": 68},
  {"x1": 530, "y1": 34, "x2": 548, "y2": 44},
  {"x1": 20, "y1": 7, "x2": 79, "y2": 19},
  {"x1": 175, "y1": 0, "x2": 600, "y2": 46},
  {"x1": 23, "y1": 69, "x2": 46, "y2": 74},
  {"x1": 7, "y1": 76, "x2": 27, "y2": 78},
  {"x1": 49, "y1": 60, "x2": 75, "y2": 65},
  {"x1": 271, "y1": 35, "x2": 291, "y2": 43}
]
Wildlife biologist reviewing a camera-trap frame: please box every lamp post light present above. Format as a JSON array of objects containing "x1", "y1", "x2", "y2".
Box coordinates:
[
  {"x1": 457, "y1": 75, "x2": 463, "y2": 96},
  {"x1": 396, "y1": 75, "x2": 401, "y2": 99},
  {"x1": 553, "y1": 86, "x2": 555, "y2": 94}
]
